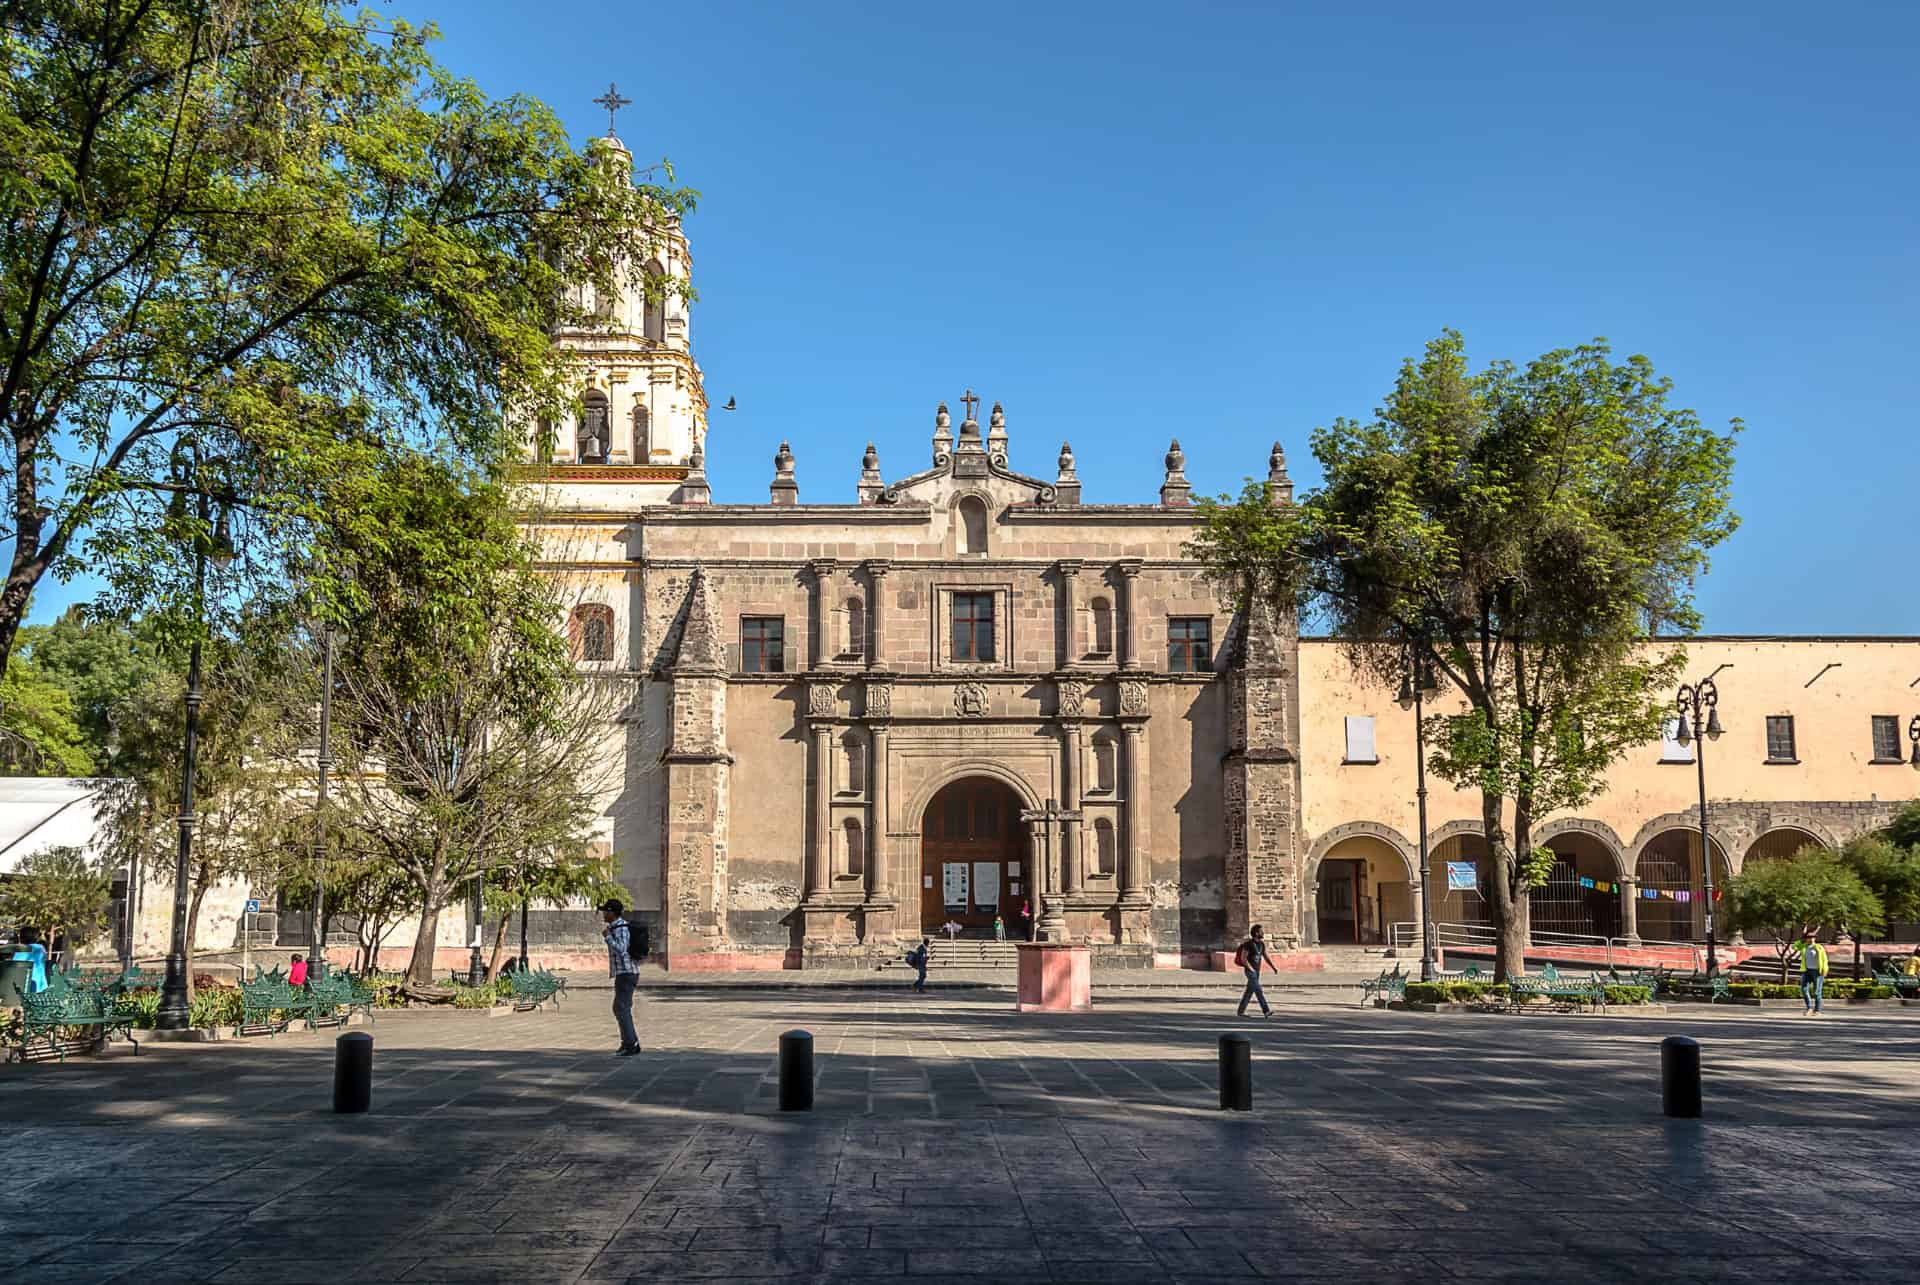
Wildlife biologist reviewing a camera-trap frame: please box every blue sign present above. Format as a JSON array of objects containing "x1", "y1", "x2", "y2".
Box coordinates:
[
  {"x1": 1445, "y1": 862, "x2": 1478, "y2": 892},
  {"x1": 245, "y1": 899, "x2": 260, "y2": 914}
]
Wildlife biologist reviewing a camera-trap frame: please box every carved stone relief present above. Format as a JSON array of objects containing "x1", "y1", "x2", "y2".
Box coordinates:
[
  {"x1": 953, "y1": 682, "x2": 989, "y2": 718},
  {"x1": 1118, "y1": 679, "x2": 1149, "y2": 717}
]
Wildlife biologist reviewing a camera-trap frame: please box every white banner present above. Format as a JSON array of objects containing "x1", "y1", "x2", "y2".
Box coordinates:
[
  {"x1": 942, "y1": 862, "x2": 970, "y2": 909},
  {"x1": 972, "y1": 862, "x2": 1000, "y2": 912}
]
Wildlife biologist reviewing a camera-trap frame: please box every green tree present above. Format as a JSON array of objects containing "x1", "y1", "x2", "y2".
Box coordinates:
[
  {"x1": 12, "y1": 608, "x2": 166, "y2": 768},
  {"x1": 0, "y1": 844, "x2": 111, "y2": 950},
  {"x1": 1190, "y1": 332, "x2": 1739, "y2": 980},
  {"x1": 98, "y1": 616, "x2": 309, "y2": 992},
  {"x1": 317, "y1": 464, "x2": 635, "y2": 986},
  {"x1": 1839, "y1": 833, "x2": 1920, "y2": 973},
  {"x1": 1883, "y1": 799, "x2": 1920, "y2": 853},
  {"x1": 1725, "y1": 848, "x2": 1883, "y2": 982},
  {"x1": 483, "y1": 849, "x2": 628, "y2": 977},
  {"x1": 0, "y1": 0, "x2": 694, "y2": 677},
  {"x1": 0, "y1": 649, "x2": 93, "y2": 774}
]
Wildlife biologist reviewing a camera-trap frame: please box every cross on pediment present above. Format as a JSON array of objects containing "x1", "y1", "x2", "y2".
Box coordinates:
[
  {"x1": 592, "y1": 82, "x2": 632, "y2": 135},
  {"x1": 959, "y1": 389, "x2": 980, "y2": 422}
]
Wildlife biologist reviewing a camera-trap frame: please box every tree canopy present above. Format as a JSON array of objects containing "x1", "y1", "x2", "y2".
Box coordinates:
[
  {"x1": 1191, "y1": 331, "x2": 1739, "y2": 979},
  {"x1": 0, "y1": 0, "x2": 694, "y2": 678},
  {"x1": 1725, "y1": 848, "x2": 1883, "y2": 982}
]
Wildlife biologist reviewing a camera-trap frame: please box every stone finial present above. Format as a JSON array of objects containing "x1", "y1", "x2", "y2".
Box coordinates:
[
  {"x1": 770, "y1": 439, "x2": 799, "y2": 505},
  {"x1": 1265, "y1": 440, "x2": 1294, "y2": 507},
  {"x1": 678, "y1": 437, "x2": 711, "y2": 506},
  {"x1": 857, "y1": 441, "x2": 885, "y2": 505},
  {"x1": 1159, "y1": 437, "x2": 1192, "y2": 507},
  {"x1": 989, "y1": 402, "x2": 1005, "y2": 431},
  {"x1": 932, "y1": 402, "x2": 953, "y2": 464},
  {"x1": 985, "y1": 401, "x2": 1008, "y2": 464},
  {"x1": 671, "y1": 565, "x2": 726, "y2": 674},
  {"x1": 1054, "y1": 440, "x2": 1081, "y2": 506}
]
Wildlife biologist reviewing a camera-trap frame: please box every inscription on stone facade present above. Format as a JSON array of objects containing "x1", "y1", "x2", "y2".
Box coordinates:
[
  {"x1": 954, "y1": 682, "x2": 989, "y2": 718},
  {"x1": 865, "y1": 681, "x2": 892, "y2": 718},
  {"x1": 1118, "y1": 679, "x2": 1148, "y2": 716}
]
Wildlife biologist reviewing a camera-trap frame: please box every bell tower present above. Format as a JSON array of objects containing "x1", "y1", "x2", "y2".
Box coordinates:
[{"x1": 521, "y1": 112, "x2": 707, "y2": 510}]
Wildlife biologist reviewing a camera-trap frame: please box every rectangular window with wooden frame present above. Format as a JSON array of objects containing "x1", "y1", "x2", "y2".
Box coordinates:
[
  {"x1": 1765, "y1": 715, "x2": 1797, "y2": 764},
  {"x1": 951, "y1": 593, "x2": 995, "y2": 663},
  {"x1": 740, "y1": 616, "x2": 785, "y2": 673},
  {"x1": 1167, "y1": 617, "x2": 1213, "y2": 673},
  {"x1": 1870, "y1": 715, "x2": 1901, "y2": 763}
]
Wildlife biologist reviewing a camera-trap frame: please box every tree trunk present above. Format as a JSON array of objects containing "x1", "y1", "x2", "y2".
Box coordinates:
[
  {"x1": 404, "y1": 886, "x2": 445, "y2": 987},
  {"x1": 185, "y1": 880, "x2": 210, "y2": 1001},
  {"x1": 1778, "y1": 947, "x2": 1791, "y2": 985},
  {"x1": 487, "y1": 910, "x2": 510, "y2": 977},
  {"x1": 1481, "y1": 791, "x2": 1524, "y2": 983}
]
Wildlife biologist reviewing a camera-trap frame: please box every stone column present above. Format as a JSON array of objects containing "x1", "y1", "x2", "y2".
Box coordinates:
[
  {"x1": 1057, "y1": 559, "x2": 1082, "y2": 667},
  {"x1": 868, "y1": 723, "x2": 891, "y2": 903},
  {"x1": 1060, "y1": 723, "x2": 1085, "y2": 894},
  {"x1": 1120, "y1": 723, "x2": 1150, "y2": 905},
  {"x1": 810, "y1": 559, "x2": 837, "y2": 668},
  {"x1": 865, "y1": 560, "x2": 890, "y2": 670},
  {"x1": 1620, "y1": 878, "x2": 1640, "y2": 945},
  {"x1": 807, "y1": 721, "x2": 832, "y2": 902},
  {"x1": 1117, "y1": 560, "x2": 1144, "y2": 671}
]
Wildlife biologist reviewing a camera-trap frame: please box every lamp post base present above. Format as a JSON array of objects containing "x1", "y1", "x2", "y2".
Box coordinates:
[{"x1": 155, "y1": 952, "x2": 191, "y2": 1030}]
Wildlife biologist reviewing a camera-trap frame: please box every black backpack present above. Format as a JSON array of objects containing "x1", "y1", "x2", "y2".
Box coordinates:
[{"x1": 625, "y1": 920, "x2": 650, "y2": 962}]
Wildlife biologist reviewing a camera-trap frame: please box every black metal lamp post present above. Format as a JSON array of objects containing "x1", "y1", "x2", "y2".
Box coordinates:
[
  {"x1": 155, "y1": 453, "x2": 234, "y2": 1031},
  {"x1": 1398, "y1": 647, "x2": 1442, "y2": 981},
  {"x1": 1673, "y1": 677, "x2": 1724, "y2": 976},
  {"x1": 467, "y1": 869, "x2": 487, "y2": 987},
  {"x1": 1909, "y1": 714, "x2": 1920, "y2": 770}
]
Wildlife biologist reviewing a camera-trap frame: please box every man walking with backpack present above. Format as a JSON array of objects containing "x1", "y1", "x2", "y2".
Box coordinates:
[
  {"x1": 1235, "y1": 924, "x2": 1278, "y2": 1018},
  {"x1": 907, "y1": 937, "x2": 931, "y2": 993},
  {"x1": 600, "y1": 898, "x2": 642, "y2": 1055}
]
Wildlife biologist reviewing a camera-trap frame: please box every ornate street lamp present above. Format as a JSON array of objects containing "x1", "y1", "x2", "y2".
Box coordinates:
[
  {"x1": 310, "y1": 627, "x2": 334, "y2": 981},
  {"x1": 1673, "y1": 677, "x2": 1724, "y2": 975},
  {"x1": 1398, "y1": 647, "x2": 1443, "y2": 981},
  {"x1": 155, "y1": 449, "x2": 234, "y2": 1031}
]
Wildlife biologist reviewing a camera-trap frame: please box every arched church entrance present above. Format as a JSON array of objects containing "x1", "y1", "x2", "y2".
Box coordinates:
[{"x1": 920, "y1": 777, "x2": 1025, "y2": 937}]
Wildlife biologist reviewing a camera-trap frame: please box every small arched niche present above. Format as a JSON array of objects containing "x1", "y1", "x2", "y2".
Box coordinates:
[
  {"x1": 1091, "y1": 734, "x2": 1117, "y2": 794},
  {"x1": 1093, "y1": 817, "x2": 1116, "y2": 877},
  {"x1": 840, "y1": 730, "x2": 867, "y2": 796},
  {"x1": 844, "y1": 596, "x2": 866, "y2": 659},
  {"x1": 1089, "y1": 597, "x2": 1114, "y2": 656},
  {"x1": 570, "y1": 604, "x2": 615, "y2": 663},
  {"x1": 841, "y1": 817, "x2": 865, "y2": 879},
  {"x1": 955, "y1": 495, "x2": 990, "y2": 556}
]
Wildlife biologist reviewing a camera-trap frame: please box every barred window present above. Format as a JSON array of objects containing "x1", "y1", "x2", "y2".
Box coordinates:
[
  {"x1": 1765, "y1": 715, "x2": 1797, "y2": 763},
  {"x1": 741, "y1": 616, "x2": 784, "y2": 673},
  {"x1": 570, "y1": 604, "x2": 614, "y2": 663},
  {"x1": 1168, "y1": 617, "x2": 1213, "y2": 673},
  {"x1": 1871, "y1": 715, "x2": 1901, "y2": 762}
]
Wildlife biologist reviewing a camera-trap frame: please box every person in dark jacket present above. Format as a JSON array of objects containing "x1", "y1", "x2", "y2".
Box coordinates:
[
  {"x1": 907, "y1": 938, "x2": 931, "y2": 993},
  {"x1": 1236, "y1": 924, "x2": 1278, "y2": 1018}
]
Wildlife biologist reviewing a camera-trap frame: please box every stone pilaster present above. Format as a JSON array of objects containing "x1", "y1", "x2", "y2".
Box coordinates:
[
  {"x1": 660, "y1": 568, "x2": 733, "y2": 964},
  {"x1": 810, "y1": 558, "x2": 837, "y2": 668},
  {"x1": 1222, "y1": 598, "x2": 1305, "y2": 949},
  {"x1": 1116, "y1": 560, "x2": 1144, "y2": 670},
  {"x1": 1118, "y1": 722, "x2": 1153, "y2": 944},
  {"x1": 1060, "y1": 721, "x2": 1085, "y2": 895},
  {"x1": 865, "y1": 560, "x2": 890, "y2": 670},
  {"x1": 1057, "y1": 559, "x2": 1082, "y2": 667}
]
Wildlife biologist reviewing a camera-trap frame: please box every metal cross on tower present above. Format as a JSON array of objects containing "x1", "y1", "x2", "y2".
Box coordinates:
[
  {"x1": 592, "y1": 82, "x2": 632, "y2": 135},
  {"x1": 959, "y1": 389, "x2": 980, "y2": 422}
]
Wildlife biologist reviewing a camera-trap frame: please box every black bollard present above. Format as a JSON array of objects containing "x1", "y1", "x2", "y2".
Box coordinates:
[
  {"x1": 778, "y1": 1029, "x2": 814, "y2": 1112},
  {"x1": 1661, "y1": 1035, "x2": 1701, "y2": 1118},
  {"x1": 333, "y1": 1031, "x2": 373, "y2": 1114},
  {"x1": 1218, "y1": 1033, "x2": 1252, "y2": 1111}
]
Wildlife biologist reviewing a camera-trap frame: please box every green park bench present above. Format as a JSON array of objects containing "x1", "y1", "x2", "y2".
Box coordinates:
[
  {"x1": 1505, "y1": 963, "x2": 1605, "y2": 1011},
  {"x1": 238, "y1": 975, "x2": 318, "y2": 1035},
  {"x1": 1873, "y1": 967, "x2": 1920, "y2": 997},
  {"x1": 15, "y1": 972, "x2": 140, "y2": 1062},
  {"x1": 1361, "y1": 967, "x2": 1407, "y2": 1005},
  {"x1": 507, "y1": 969, "x2": 561, "y2": 1010},
  {"x1": 1662, "y1": 972, "x2": 1730, "y2": 1002}
]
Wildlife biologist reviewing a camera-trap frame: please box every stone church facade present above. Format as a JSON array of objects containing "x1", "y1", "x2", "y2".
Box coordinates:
[{"x1": 512, "y1": 132, "x2": 1920, "y2": 974}]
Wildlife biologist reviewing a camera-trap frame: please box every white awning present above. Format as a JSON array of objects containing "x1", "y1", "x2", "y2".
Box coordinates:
[{"x1": 0, "y1": 778, "x2": 113, "y2": 875}]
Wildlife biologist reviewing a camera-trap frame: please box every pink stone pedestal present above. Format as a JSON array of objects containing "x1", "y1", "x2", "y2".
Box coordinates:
[{"x1": 1015, "y1": 942, "x2": 1092, "y2": 1012}]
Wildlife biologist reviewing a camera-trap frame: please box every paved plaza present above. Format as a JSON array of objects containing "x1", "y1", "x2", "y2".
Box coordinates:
[{"x1": 3, "y1": 989, "x2": 1917, "y2": 1283}]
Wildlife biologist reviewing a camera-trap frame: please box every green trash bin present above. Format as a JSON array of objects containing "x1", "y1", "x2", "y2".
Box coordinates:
[{"x1": 0, "y1": 958, "x2": 31, "y2": 1010}]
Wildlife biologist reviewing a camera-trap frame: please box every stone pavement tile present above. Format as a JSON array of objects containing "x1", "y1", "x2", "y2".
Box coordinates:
[
  {"x1": 595, "y1": 1247, "x2": 822, "y2": 1278},
  {"x1": 208, "y1": 1260, "x2": 425, "y2": 1284},
  {"x1": 816, "y1": 1248, "x2": 911, "y2": 1275},
  {"x1": 1032, "y1": 1228, "x2": 1153, "y2": 1258},
  {"x1": 405, "y1": 1229, "x2": 621, "y2": 1255},
  {"x1": 687, "y1": 1222, "x2": 828, "y2": 1248},
  {"x1": 906, "y1": 1248, "x2": 1054, "y2": 1276},
  {"x1": 1045, "y1": 1261, "x2": 1161, "y2": 1284},
  {"x1": 597, "y1": 1227, "x2": 697, "y2": 1253},
  {"x1": 867, "y1": 1224, "x2": 1040, "y2": 1250},
  {"x1": 1149, "y1": 1246, "x2": 1262, "y2": 1275},
  {"x1": 398, "y1": 1250, "x2": 601, "y2": 1283}
]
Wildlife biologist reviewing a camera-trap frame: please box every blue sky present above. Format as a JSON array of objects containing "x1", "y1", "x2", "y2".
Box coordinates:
[{"x1": 28, "y1": 1, "x2": 1920, "y2": 632}]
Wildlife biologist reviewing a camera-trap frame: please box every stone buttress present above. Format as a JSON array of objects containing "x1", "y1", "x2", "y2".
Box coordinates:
[{"x1": 660, "y1": 566, "x2": 734, "y2": 963}]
